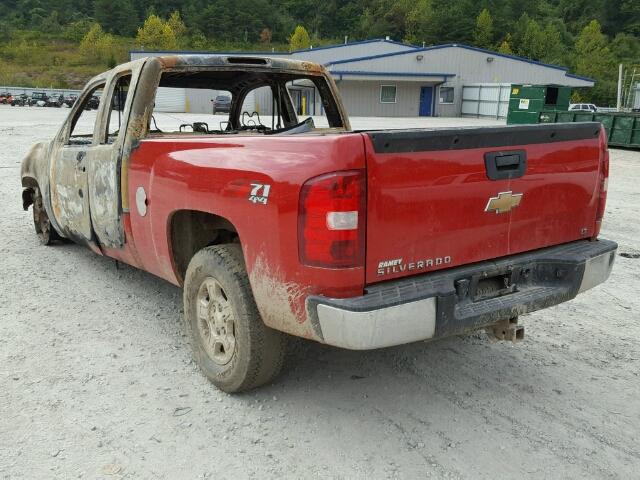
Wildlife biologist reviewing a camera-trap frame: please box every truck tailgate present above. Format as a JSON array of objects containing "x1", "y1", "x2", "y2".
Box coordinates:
[{"x1": 363, "y1": 123, "x2": 605, "y2": 284}]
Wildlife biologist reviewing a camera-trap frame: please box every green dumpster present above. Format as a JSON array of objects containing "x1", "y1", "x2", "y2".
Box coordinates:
[
  {"x1": 506, "y1": 84, "x2": 571, "y2": 125},
  {"x1": 506, "y1": 84, "x2": 640, "y2": 149}
]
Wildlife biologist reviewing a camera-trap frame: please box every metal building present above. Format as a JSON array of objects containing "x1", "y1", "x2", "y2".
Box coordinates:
[{"x1": 130, "y1": 39, "x2": 593, "y2": 118}]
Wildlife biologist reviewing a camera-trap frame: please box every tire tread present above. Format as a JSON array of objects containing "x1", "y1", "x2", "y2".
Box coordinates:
[{"x1": 183, "y1": 244, "x2": 286, "y2": 392}]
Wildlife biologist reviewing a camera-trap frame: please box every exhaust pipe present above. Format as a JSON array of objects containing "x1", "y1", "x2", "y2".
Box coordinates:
[{"x1": 487, "y1": 316, "x2": 524, "y2": 343}]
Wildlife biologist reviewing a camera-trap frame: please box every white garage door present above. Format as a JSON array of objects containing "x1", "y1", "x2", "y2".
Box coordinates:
[
  {"x1": 462, "y1": 83, "x2": 511, "y2": 119},
  {"x1": 154, "y1": 87, "x2": 186, "y2": 113}
]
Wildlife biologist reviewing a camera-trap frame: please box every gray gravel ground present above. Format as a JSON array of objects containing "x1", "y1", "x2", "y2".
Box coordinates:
[{"x1": 1, "y1": 105, "x2": 638, "y2": 479}]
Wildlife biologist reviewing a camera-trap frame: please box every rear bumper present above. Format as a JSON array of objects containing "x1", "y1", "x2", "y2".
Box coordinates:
[{"x1": 306, "y1": 239, "x2": 617, "y2": 350}]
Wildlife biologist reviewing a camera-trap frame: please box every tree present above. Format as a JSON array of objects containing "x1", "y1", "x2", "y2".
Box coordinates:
[
  {"x1": 289, "y1": 25, "x2": 310, "y2": 51},
  {"x1": 575, "y1": 20, "x2": 615, "y2": 105},
  {"x1": 473, "y1": 9, "x2": 494, "y2": 49},
  {"x1": 540, "y1": 23, "x2": 563, "y2": 64},
  {"x1": 94, "y1": 0, "x2": 138, "y2": 36},
  {"x1": 167, "y1": 10, "x2": 186, "y2": 39},
  {"x1": 609, "y1": 33, "x2": 640, "y2": 63},
  {"x1": 405, "y1": 0, "x2": 435, "y2": 44},
  {"x1": 423, "y1": 0, "x2": 476, "y2": 44},
  {"x1": 0, "y1": 21, "x2": 13, "y2": 42},
  {"x1": 354, "y1": 0, "x2": 413, "y2": 42},
  {"x1": 63, "y1": 19, "x2": 93, "y2": 43},
  {"x1": 259, "y1": 28, "x2": 273, "y2": 44},
  {"x1": 40, "y1": 11, "x2": 61, "y2": 34},
  {"x1": 518, "y1": 17, "x2": 546, "y2": 60},
  {"x1": 79, "y1": 23, "x2": 114, "y2": 64},
  {"x1": 189, "y1": 30, "x2": 209, "y2": 50},
  {"x1": 136, "y1": 14, "x2": 177, "y2": 50},
  {"x1": 497, "y1": 34, "x2": 514, "y2": 54}
]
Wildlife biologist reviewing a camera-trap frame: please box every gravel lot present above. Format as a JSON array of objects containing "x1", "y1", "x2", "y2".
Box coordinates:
[{"x1": 1, "y1": 105, "x2": 638, "y2": 479}]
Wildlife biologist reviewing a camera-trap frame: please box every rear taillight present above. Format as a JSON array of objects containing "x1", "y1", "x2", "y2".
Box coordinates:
[
  {"x1": 298, "y1": 170, "x2": 366, "y2": 268},
  {"x1": 593, "y1": 127, "x2": 609, "y2": 239}
]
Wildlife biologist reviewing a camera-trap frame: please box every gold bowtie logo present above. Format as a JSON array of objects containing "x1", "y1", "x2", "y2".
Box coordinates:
[{"x1": 485, "y1": 191, "x2": 523, "y2": 214}]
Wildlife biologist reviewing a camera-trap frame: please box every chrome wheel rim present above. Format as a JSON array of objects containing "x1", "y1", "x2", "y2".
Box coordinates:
[{"x1": 196, "y1": 277, "x2": 236, "y2": 365}]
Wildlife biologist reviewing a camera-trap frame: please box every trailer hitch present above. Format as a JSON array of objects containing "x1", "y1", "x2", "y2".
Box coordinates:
[{"x1": 486, "y1": 316, "x2": 524, "y2": 343}]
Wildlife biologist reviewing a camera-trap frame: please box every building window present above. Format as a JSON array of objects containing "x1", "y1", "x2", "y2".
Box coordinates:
[
  {"x1": 439, "y1": 86, "x2": 454, "y2": 104},
  {"x1": 380, "y1": 85, "x2": 397, "y2": 103}
]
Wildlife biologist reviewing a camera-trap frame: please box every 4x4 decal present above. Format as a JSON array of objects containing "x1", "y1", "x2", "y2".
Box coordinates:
[{"x1": 249, "y1": 183, "x2": 271, "y2": 205}]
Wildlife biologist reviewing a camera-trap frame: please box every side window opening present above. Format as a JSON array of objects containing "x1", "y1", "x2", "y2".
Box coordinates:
[
  {"x1": 239, "y1": 85, "x2": 269, "y2": 129},
  {"x1": 237, "y1": 83, "x2": 295, "y2": 131},
  {"x1": 284, "y1": 79, "x2": 332, "y2": 128},
  {"x1": 104, "y1": 74, "x2": 132, "y2": 144},
  {"x1": 67, "y1": 84, "x2": 104, "y2": 145}
]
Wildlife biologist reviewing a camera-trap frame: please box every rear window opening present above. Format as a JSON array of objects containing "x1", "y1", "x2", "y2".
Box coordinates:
[{"x1": 146, "y1": 68, "x2": 345, "y2": 138}]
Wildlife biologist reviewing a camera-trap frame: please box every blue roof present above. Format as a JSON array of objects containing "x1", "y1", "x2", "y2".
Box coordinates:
[
  {"x1": 565, "y1": 72, "x2": 596, "y2": 82},
  {"x1": 332, "y1": 70, "x2": 455, "y2": 79},
  {"x1": 326, "y1": 43, "x2": 594, "y2": 84}
]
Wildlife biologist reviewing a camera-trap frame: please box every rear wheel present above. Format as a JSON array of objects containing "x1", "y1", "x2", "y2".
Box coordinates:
[
  {"x1": 32, "y1": 189, "x2": 62, "y2": 245},
  {"x1": 183, "y1": 244, "x2": 286, "y2": 392}
]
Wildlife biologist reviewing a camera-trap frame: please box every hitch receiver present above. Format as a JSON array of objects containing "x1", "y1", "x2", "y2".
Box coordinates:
[{"x1": 487, "y1": 316, "x2": 524, "y2": 343}]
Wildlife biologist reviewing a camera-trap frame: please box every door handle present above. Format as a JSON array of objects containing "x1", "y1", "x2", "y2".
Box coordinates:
[
  {"x1": 76, "y1": 151, "x2": 86, "y2": 162},
  {"x1": 484, "y1": 150, "x2": 527, "y2": 180},
  {"x1": 495, "y1": 154, "x2": 521, "y2": 170}
]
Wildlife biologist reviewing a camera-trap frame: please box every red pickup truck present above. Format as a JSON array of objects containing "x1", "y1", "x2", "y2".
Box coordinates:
[{"x1": 21, "y1": 56, "x2": 616, "y2": 392}]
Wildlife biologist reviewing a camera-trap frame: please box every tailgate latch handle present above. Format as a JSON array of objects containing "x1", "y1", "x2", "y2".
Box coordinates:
[{"x1": 484, "y1": 150, "x2": 527, "y2": 180}]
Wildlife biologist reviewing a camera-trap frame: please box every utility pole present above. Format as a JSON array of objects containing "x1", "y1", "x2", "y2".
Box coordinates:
[{"x1": 617, "y1": 64, "x2": 623, "y2": 112}]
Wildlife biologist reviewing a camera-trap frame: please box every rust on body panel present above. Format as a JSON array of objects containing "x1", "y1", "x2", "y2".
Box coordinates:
[{"x1": 87, "y1": 145, "x2": 123, "y2": 248}]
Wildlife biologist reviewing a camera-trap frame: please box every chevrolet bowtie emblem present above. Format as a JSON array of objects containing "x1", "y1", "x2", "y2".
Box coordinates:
[{"x1": 485, "y1": 191, "x2": 523, "y2": 214}]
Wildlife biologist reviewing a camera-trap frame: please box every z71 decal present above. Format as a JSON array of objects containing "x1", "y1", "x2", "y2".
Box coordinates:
[{"x1": 249, "y1": 183, "x2": 271, "y2": 205}]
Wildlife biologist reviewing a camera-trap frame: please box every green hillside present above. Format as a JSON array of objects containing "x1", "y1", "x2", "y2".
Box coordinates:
[{"x1": 0, "y1": 0, "x2": 638, "y2": 105}]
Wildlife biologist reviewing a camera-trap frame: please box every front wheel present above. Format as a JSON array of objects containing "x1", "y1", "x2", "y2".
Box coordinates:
[
  {"x1": 32, "y1": 189, "x2": 62, "y2": 245},
  {"x1": 183, "y1": 244, "x2": 286, "y2": 392}
]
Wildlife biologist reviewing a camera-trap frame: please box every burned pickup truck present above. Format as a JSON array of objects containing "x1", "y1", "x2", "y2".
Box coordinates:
[{"x1": 21, "y1": 56, "x2": 616, "y2": 392}]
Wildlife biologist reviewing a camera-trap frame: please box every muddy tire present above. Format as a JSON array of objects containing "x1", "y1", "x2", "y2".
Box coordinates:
[
  {"x1": 32, "y1": 189, "x2": 62, "y2": 245},
  {"x1": 183, "y1": 244, "x2": 287, "y2": 393}
]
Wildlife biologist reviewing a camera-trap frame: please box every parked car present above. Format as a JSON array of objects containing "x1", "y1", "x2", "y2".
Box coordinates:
[
  {"x1": 0, "y1": 92, "x2": 13, "y2": 104},
  {"x1": 29, "y1": 92, "x2": 49, "y2": 107},
  {"x1": 569, "y1": 103, "x2": 598, "y2": 112},
  {"x1": 85, "y1": 95, "x2": 100, "y2": 110},
  {"x1": 45, "y1": 93, "x2": 65, "y2": 108},
  {"x1": 63, "y1": 94, "x2": 78, "y2": 108},
  {"x1": 11, "y1": 93, "x2": 29, "y2": 106},
  {"x1": 211, "y1": 94, "x2": 231, "y2": 114},
  {"x1": 20, "y1": 56, "x2": 617, "y2": 393}
]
